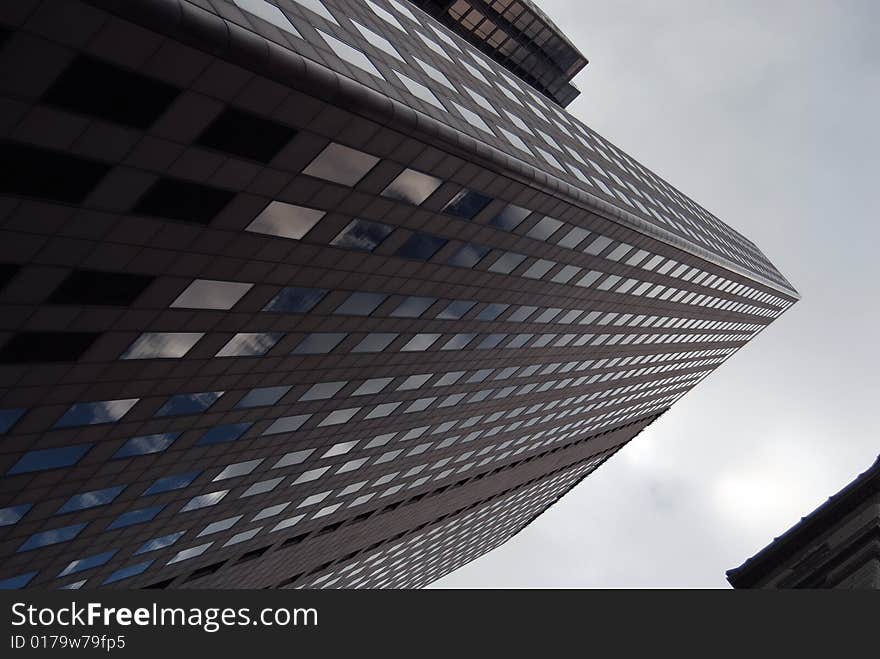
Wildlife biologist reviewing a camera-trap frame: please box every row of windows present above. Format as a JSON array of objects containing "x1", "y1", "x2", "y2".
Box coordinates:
[
  {"x1": 222, "y1": 0, "x2": 792, "y2": 287},
  {"x1": 3, "y1": 372, "x2": 695, "y2": 579}
]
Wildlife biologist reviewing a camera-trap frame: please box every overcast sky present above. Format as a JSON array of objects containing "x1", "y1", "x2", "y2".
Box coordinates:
[{"x1": 433, "y1": 0, "x2": 880, "y2": 588}]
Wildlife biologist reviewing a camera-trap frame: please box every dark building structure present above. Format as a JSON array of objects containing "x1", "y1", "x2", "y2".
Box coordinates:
[
  {"x1": 0, "y1": 0, "x2": 796, "y2": 590},
  {"x1": 408, "y1": 0, "x2": 587, "y2": 106},
  {"x1": 728, "y1": 457, "x2": 880, "y2": 589}
]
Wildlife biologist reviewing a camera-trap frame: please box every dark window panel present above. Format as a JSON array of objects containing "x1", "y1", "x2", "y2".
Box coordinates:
[
  {"x1": 330, "y1": 219, "x2": 394, "y2": 252},
  {"x1": 48, "y1": 269, "x2": 155, "y2": 306},
  {"x1": 396, "y1": 233, "x2": 447, "y2": 261},
  {"x1": 441, "y1": 189, "x2": 492, "y2": 219},
  {"x1": 0, "y1": 141, "x2": 110, "y2": 203},
  {"x1": 196, "y1": 107, "x2": 296, "y2": 163},
  {"x1": 0, "y1": 264, "x2": 20, "y2": 293},
  {"x1": 42, "y1": 55, "x2": 181, "y2": 129},
  {"x1": 7, "y1": 444, "x2": 93, "y2": 476},
  {"x1": 0, "y1": 332, "x2": 100, "y2": 363},
  {"x1": 133, "y1": 178, "x2": 235, "y2": 224}
]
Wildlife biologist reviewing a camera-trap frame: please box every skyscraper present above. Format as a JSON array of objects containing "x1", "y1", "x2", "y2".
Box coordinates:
[{"x1": 0, "y1": 0, "x2": 797, "y2": 590}]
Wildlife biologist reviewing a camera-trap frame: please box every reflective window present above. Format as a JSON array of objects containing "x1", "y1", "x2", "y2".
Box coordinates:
[
  {"x1": 233, "y1": 0, "x2": 300, "y2": 35},
  {"x1": 167, "y1": 543, "x2": 211, "y2": 565},
  {"x1": 241, "y1": 477, "x2": 283, "y2": 498},
  {"x1": 318, "y1": 31, "x2": 382, "y2": 78},
  {"x1": 396, "y1": 71, "x2": 444, "y2": 110},
  {"x1": 291, "y1": 466, "x2": 331, "y2": 484},
  {"x1": 401, "y1": 333, "x2": 440, "y2": 352},
  {"x1": 197, "y1": 422, "x2": 252, "y2": 446},
  {"x1": 57, "y1": 486, "x2": 124, "y2": 514},
  {"x1": 523, "y1": 259, "x2": 556, "y2": 279},
  {"x1": 58, "y1": 550, "x2": 116, "y2": 577},
  {"x1": 477, "y1": 334, "x2": 506, "y2": 349},
  {"x1": 488, "y1": 252, "x2": 526, "y2": 274},
  {"x1": 107, "y1": 505, "x2": 163, "y2": 530},
  {"x1": 451, "y1": 101, "x2": 491, "y2": 134},
  {"x1": 527, "y1": 216, "x2": 564, "y2": 241},
  {"x1": 352, "y1": 378, "x2": 393, "y2": 396},
  {"x1": 441, "y1": 189, "x2": 492, "y2": 219},
  {"x1": 352, "y1": 20, "x2": 402, "y2": 60},
  {"x1": 508, "y1": 305, "x2": 537, "y2": 321},
  {"x1": 291, "y1": 332, "x2": 347, "y2": 354},
  {"x1": 172, "y1": 279, "x2": 252, "y2": 310},
  {"x1": 447, "y1": 243, "x2": 490, "y2": 268},
  {"x1": 102, "y1": 560, "x2": 153, "y2": 585},
  {"x1": 235, "y1": 385, "x2": 291, "y2": 409},
  {"x1": 272, "y1": 448, "x2": 315, "y2": 469},
  {"x1": 381, "y1": 169, "x2": 442, "y2": 205},
  {"x1": 7, "y1": 444, "x2": 92, "y2": 475},
  {"x1": 414, "y1": 57, "x2": 454, "y2": 88},
  {"x1": 365, "y1": 402, "x2": 401, "y2": 419},
  {"x1": 121, "y1": 332, "x2": 202, "y2": 359},
  {"x1": 144, "y1": 471, "x2": 200, "y2": 495},
  {"x1": 557, "y1": 226, "x2": 591, "y2": 248},
  {"x1": 584, "y1": 235, "x2": 613, "y2": 255},
  {"x1": 0, "y1": 504, "x2": 31, "y2": 526},
  {"x1": 54, "y1": 399, "x2": 138, "y2": 428},
  {"x1": 318, "y1": 408, "x2": 360, "y2": 426},
  {"x1": 352, "y1": 333, "x2": 398, "y2": 353},
  {"x1": 135, "y1": 531, "x2": 184, "y2": 555},
  {"x1": 367, "y1": 0, "x2": 404, "y2": 30},
  {"x1": 476, "y1": 303, "x2": 509, "y2": 321},
  {"x1": 442, "y1": 333, "x2": 476, "y2": 350},
  {"x1": 0, "y1": 408, "x2": 25, "y2": 434},
  {"x1": 246, "y1": 201, "x2": 324, "y2": 240},
  {"x1": 215, "y1": 332, "x2": 282, "y2": 357},
  {"x1": 334, "y1": 292, "x2": 386, "y2": 316},
  {"x1": 214, "y1": 461, "x2": 262, "y2": 482},
  {"x1": 302, "y1": 142, "x2": 379, "y2": 186},
  {"x1": 330, "y1": 219, "x2": 393, "y2": 252},
  {"x1": 113, "y1": 432, "x2": 178, "y2": 459},
  {"x1": 397, "y1": 373, "x2": 433, "y2": 390},
  {"x1": 155, "y1": 391, "x2": 223, "y2": 417},
  {"x1": 291, "y1": 0, "x2": 338, "y2": 24},
  {"x1": 299, "y1": 381, "x2": 346, "y2": 401},
  {"x1": 437, "y1": 300, "x2": 475, "y2": 319},
  {"x1": 263, "y1": 415, "x2": 311, "y2": 436},
  {"x1": 263, "y1": 286, "x2": 326, "y2": 312},
  {"x1": 391, "y1": 296, "x2": 435, "y2": 318},
  {"x1": 322, "y1": 440, "x2": 358, "y2": 458},
  {"x1": 396, "y1": 233, "x2": 446, "y2": 261},
  {"x1": 19, "y1": 523, "x2": 86, "y2": 552},
  {"x1": 552, "y1": 265, "x2": 581, "y2": 284},
  {"x1": 181, "y1": 491, "x2": 228, "y2": 512},
  {"x1": 0, "y1": 572, "x2": 37, "y2": 589}
]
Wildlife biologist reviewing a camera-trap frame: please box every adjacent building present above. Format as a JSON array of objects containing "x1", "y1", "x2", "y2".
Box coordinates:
[
  {"x1": 728, "y1": 457, "x2": 880, "y2": 589},
  {"x1": 0, "y1": 0, "x2": 797, "y2": 590}
]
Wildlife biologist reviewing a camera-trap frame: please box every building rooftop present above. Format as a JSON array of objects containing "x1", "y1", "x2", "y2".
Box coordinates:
[{"x1": 727, "y1": 455, "x2": 880, "y2": 588}]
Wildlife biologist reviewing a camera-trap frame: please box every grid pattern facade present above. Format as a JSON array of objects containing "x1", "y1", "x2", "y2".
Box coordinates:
[{"x1": 0, "y1": 0, "x2": 796, "y2": 590}]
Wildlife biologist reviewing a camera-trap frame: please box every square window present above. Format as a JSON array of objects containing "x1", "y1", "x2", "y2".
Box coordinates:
[
  {"x1": 263, "y1": 286, "x2": 326, "y2": 312},
  {"x1": 447, "y1": 243, "x2": 490, "y2": 268},
  {"x1": 246, "y1": 201, "x2": 324, "y2": 240},
  {"x1": 215, "y1": 332, "x2": 282, "y2": 357},
  {"x1": 54, "y1": 399, "x2": 138, "y2": 428},
  {"x1": 121, "y1": 332, "x2": 203, "y2": 359},
  {"x1": 381, "y1": 169, "x2": 442, "y2": 205},
  {"x1": 172, "y1": 279, "x2": 252, "y2": 310},
  {"x1": 391, "y1": 296, "x2": 435, "y2": 318},
  {"x1": 396, "y1": 233, "x2": 446, "y2": 261},
  {"x1": 197, "y1": 106, "x2": 296, "y2": 163},
  {"x1": 441, "y1": 189, "x2": 492, "y2": 219},
  {"x1": 330, "y1": 219, "x2": 393, "y2": 251},
  {"x1": 291, "y1": 333, "x2": 347, "y2": 355},
  {"x1": 155, "y1": 391, "x2": 223, "y2": 417},
  {"x1": 488, "y1": 252, "x2": 526, "y2": 274},
  {"x1": 334, "y1": 292, "x2": 387, "y2": 316},
  {"x1": 303, "y1": 142, "x2": 379, "y2": 186}
]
